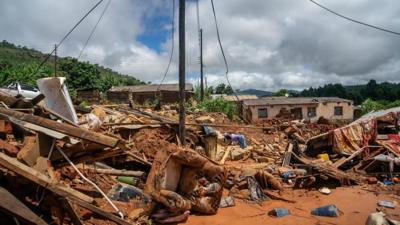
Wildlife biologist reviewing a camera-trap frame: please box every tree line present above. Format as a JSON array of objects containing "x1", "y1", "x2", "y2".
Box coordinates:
[
  {"x1": 299, "y1": 80, "x2": 400, "y2": 105},
  {"x1": 0, "y1": 40, "x2": 143, "y2": 95}
]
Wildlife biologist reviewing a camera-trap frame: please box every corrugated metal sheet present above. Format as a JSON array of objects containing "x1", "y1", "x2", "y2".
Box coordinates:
[
  {"x1": 223, "y1": 95, "x2": 258, "y2": 101},
  {"x1": 242, "y1": 97, "x2": 353, "y2": 106},
  {"x1": 109, "y1": 83, "x2": 194, "y2": 93}
]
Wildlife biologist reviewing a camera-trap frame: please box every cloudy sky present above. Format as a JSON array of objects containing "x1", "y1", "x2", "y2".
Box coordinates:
[{"x1": 1, "y1": 0, "x2": 400, "y2": 91}]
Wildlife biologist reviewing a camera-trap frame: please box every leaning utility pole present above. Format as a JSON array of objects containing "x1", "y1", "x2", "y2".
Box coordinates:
[
  {"x1": 54, "y1": 44, "x2": 58, "y2": 77},
  {"x1": 178, "y1": 0, "x2": 186, "y2": 145},
  {"x1": 200, "y1": 28, "x2": 204, "y2": 101}
]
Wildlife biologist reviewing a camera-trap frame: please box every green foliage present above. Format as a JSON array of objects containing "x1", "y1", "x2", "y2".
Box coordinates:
[
  {"x1": 300, "y1": 80, "x2": 400, "y2": 105},
  {"x1": 360, "y1": 98, "x2": 385, "y2": 114},
  {"x1": 194, "y1": 84, "x2": 214, "y2": 102},
  {"x1": 59, "y1": 57, "x2": 101, "y2": 90},
  {"x1": 196, "y1": 97, "x2": 236, "y2": 119},
  {"x1": 274, "y1": 89, "x2": 290, "y2": 97},
  {"x1": 360, "y1": 98, "x2": 400, "y2": 114},
  {"x1": 215, "y1": 83, "x2": 233, "y2": 94},
  {"x1": 0, "y1": 40, "x2": 143, "y2": 92}
]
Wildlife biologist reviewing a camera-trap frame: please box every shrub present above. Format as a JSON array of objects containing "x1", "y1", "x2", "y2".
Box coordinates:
[{"x1": 196, "y1": 97, "x2": 236, "y2": 119}]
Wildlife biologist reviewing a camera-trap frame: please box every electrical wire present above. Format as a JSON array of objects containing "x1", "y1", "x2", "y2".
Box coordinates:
[
  {"x1": 309, "y1": 0, "x2": 400, "y2": 36},
  {"x1": 78, "y1": 0, "x2": 112, "y2": 59},
  {"x1": 56, "y1": 147, "x2": 124, "y2": 219},
  {"x1": 196, "y1": 0, "x2": 202, "y2": 66},
  {"x1": 157, "y1": 0, "x2": 175, "y2": 91},
  {"x1": 210, "y1": 0, "x2": 239, "y2": 101},
  {"x1": 196, "y1": 0, "x2": 201, "y2": 39},
  {"x1": 31, "y1": 0, "x2": 105, "y2": 76}
]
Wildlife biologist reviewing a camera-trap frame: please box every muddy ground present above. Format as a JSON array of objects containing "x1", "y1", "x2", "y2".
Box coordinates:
[{"x1": 188, "y1": 186, "x2": 400, "y2": 225}]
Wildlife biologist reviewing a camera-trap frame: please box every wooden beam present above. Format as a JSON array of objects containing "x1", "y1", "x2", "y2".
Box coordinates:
[
  {"x1": 0, "y1": 152, "x2": 94, "y2": 203},
  {"x1": 0, "y1": 108, "x2": 120, "y2": 148},
  {"x1": 68, "y1": 198, "x2": 131, "y2": 225},
  {"x1": 60, "y1": 198, "x2": 83, "y2": 225},
  {"x1": 77, "y1": 166, "x2": 145, "y2": 177},
  {"x1": 0, "y1": 187, "x2": 48, "y2": 225}
]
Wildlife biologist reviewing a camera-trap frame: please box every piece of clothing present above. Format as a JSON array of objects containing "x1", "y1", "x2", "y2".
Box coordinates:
[{"x1": 225, "y1": 133, "x2": 247, "y2": 149}]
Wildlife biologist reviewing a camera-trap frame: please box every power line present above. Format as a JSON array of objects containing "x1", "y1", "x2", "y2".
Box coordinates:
[
  {"x1": 32, "y1": 0, "x2": 104, "y2": 76},
  {"x1": 309, "y1": 0, "x2": 400, "y2": 36},
  {"x1": 78, "y1": 0, "x2": 111, "y2": 59},
  {"x1": 158, "y1": 0, "x2": 175, "y2": 90},
  {"x1": 210, "y1": 0, "x2": 239, "y2": 100},
  {"x1": 196, "y1": 0, "x2": 201, "y2": 37}
]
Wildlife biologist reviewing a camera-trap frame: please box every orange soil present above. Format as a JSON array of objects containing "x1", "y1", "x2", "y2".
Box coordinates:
[{"x1": 187, "y1": 186, "x2": 400, "y2": 225}]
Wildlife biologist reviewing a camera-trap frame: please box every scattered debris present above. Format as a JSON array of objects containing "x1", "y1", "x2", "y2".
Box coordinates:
[
  {"x1": 378, "y1": 200, "x2": 396, "y2": 209},
  {"x1": 269, "y1": 207, "x2": 291, "y2": 217},
  {"x1": 311, "y1": 205, "x2": 340, "y2": 217},
  {"x1": 0, "y1": 78, "x2": 399, "y2": 224},
  {"x1": 319, "y1": 187, "x2": 332, "y2": 195}
]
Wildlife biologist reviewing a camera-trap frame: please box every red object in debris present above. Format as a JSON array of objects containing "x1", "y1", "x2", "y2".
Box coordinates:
[
  {"x1": 366, "y1": 177, "x2": 378, "y2": 184},
  {"x1": 0, "y1": 120, "x2": 12, "y2": 134},
  {"x1": 387, "y1": 134, "x2": 400, "y2": 143}
]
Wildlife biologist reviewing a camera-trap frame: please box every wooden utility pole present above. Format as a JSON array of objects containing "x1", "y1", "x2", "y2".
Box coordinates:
[
  {"x1": 200, "y1": 28, "x2": 204, "y2": 101},
  {"x1": 178, "y1": 0, "x2": 186, "y2": 145},
  {"x1": 54, "y1": 44, "x2": 58, "y2": 77}
]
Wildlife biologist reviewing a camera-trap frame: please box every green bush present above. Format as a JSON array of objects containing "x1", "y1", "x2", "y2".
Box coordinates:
[
  {"x1": 196, "y1": 97, "x2": 236, "y2": 119},
  {"x1": 361, "y1": 98, "x2": 400, "y2": 114}
]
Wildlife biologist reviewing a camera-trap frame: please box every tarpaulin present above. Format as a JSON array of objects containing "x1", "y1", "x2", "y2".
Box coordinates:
[{"x1": 332, "y1": 118, "x2": 377, "y2": 154}]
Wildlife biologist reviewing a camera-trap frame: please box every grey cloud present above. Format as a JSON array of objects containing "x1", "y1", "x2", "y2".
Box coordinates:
[{"x1": 1, "y1": 0, "x2": 400, "y2": 90}]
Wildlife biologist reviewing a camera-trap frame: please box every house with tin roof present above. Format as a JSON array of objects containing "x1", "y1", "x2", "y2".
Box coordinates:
[
  {"x1": 241, "y1": 96, "x2": 355, "y2": 123},
  {"x1": 107, "y1": 83, "x2": 194, "y2": 104}
]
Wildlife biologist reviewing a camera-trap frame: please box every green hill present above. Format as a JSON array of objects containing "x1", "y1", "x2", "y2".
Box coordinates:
[{"x1": 0, "y1": 40, "x2": 144, "y2": 94}]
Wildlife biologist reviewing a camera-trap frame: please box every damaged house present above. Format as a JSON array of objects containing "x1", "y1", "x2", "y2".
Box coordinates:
[
  {"x1": 241, "y1": 97, "x2": 354, "y2": 123},
  {"x1": 107, "y1": 83, "x2": 194, "y2": 104}
]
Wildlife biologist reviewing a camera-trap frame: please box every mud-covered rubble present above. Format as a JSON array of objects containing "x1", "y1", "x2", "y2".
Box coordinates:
[{"x1": 0, "y1": 78, "x2": 399, "y2": 224}]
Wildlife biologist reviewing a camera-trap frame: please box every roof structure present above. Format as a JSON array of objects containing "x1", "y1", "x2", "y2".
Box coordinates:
[
  {"x1": 108, "y1": 83, "x2": 194, "y2": 93},
  {"x1": 223, "y1": 95, "x2": 258, "y2": 101},
  {"x1": 242, "y1": 96, "x2": 353, "y2": 106}
]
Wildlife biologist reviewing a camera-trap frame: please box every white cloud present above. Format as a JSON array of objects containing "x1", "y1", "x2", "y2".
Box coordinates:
[{"x1": 1, "y1": 0, "x2": 400, "y2": 91}]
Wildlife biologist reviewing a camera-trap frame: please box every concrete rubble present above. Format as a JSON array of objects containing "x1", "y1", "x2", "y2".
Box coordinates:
[{"x1": 0, "y1": 79, "x2": 399, "y2": 224}]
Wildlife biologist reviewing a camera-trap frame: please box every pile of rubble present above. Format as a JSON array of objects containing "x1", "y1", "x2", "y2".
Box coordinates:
[
  {"x1": 0, "y1": 77, "x2": 399, "y2": 225},
  {"x1": 0, "y1": 77, "x2": 227, "y2": 224}
]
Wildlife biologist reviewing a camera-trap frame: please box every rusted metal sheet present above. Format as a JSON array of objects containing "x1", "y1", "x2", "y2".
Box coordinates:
[{"x1": 0, "y1": 108, "x2": 121, "y2": 148}]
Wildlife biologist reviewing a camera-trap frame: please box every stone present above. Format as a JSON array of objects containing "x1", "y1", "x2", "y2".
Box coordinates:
[
  {"x1": 230, "y1": 147, "x2": 248, "y2": 160},
  {"x1": 195, "y1": 116, "x2": 215, "y2": 124}
]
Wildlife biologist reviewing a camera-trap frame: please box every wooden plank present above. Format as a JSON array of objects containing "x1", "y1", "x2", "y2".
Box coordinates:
[
  {"x1": 68, "y1": 198, "x2": 131, "y2": 225},
  {"x1": 282, "y1": 143, "x2": 293, "y2": 167},
  {"x1": 55, "y1": 149, "x2": 124, "y2": 168},
  {"x1": 0, "y1": 108, "x2": 120, "y2": 148},
  {"x1": 0, "y1": 152, "x2": 94, "y2": 203},
  {"x1": 0, "y1": 187, "x2": 48, "y2": 225},
  {"x1": 219, "y1": 147, "x2": 231, "y2": 165},
  {"x1": 77, "y1": 165, "x2": 145, "y2": 177},
  {"x1": 60, "y1": 198, "x2": 83, "y2": 225},
  {"x1": 17, "y1": 136, "x2": 39, "y2": 166},
  {"x1": 333, "y1": 148, "x2": 364, "y2": 168}
]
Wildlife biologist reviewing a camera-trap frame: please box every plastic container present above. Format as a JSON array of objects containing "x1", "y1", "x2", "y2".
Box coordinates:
[
  {"x1": 108, "y1": 183, "x2": 151, "y2": 203},
  {"x1": 270, "y1": 208, "x2": 290, "y2": 217},
  {"x1": 117, "y1": 176, "x2": 139, "y2": 186},
  {"x1": 317, "y1": 153, "x2": 330, "y2": 161},
  {"x1": 378, "y1": 200, "x2": 395, "y2": 209},
  {"x1": 219, "y1": 196, "x2": 235, "y2": 208},
  {"x1": 282, "y1": 171, "x2": 296, "y2": 179},
  {"x1": 311, "y1": 205, "x2": 340, "y2": 217}
]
